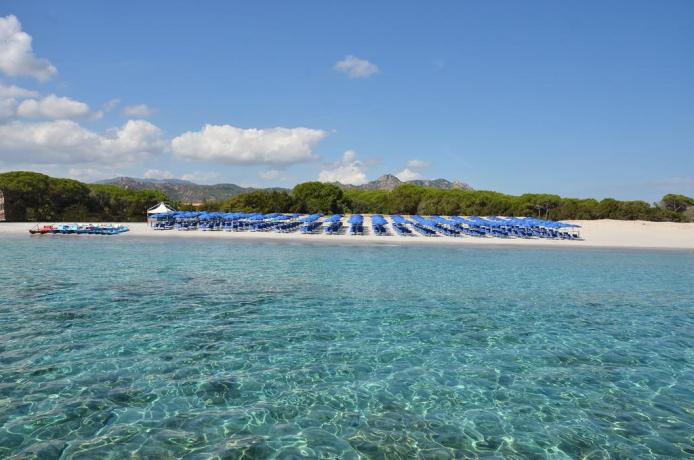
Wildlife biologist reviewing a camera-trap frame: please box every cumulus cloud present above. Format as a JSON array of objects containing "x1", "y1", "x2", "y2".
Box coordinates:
[
  {"x1": 143, "y1": 169, "x2": 174, "y2": 179},
  {"x1": 319, "y1": 150, "x2": 368, "y2": 185},
  {"x1": 180, "y1": 171, "x2": 220, "y2": 184},
  {"x1": 171, "y1": 124, "x2": 327, "y2": 165},
  {"x1": 395, "y1": 158, "x2": 431, "y2": 181},
  {"x1": 16, "y1": 94, "x2": 91, "y2": 119},
  {"x1": 0, "y1": 82, "x2": 38, "y2": 99},
  {"x1": 0, "y1": 96, "x2": 16, "y2": 120},
  {"x1": 334, "y1": 55, "x2": 379, "y2": 79},
  {"x1": 259, "y1": 169, "x2": 281, "y2": 180},
  {"x1": 0, "y1": 15, "x2": 57, "y2": 80},
  {"x1": 0, "y1": 119, "x2": 165, "y2": 165},
  {"x1": 122, "y1": 103, "x2": 153, "y2": 118},
  {"x1": 394, "y1": 167, "x2": 423, "y2": 182},
  {"x1": 0, "y1": 83, "x2": 40, "y2": 120}
]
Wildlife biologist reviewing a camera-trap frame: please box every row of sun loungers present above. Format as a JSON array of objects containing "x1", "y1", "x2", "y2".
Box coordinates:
[{"x1": 150, "y1": 212, "x2": 581, "y2": 240}]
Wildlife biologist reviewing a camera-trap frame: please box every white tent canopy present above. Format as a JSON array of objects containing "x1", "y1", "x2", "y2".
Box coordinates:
[{"x1": 147, "y1": 202, "x2": 176, "y2": 215}]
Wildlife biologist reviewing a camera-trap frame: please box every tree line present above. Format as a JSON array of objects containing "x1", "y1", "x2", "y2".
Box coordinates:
[
  {"x1": 1, "y1": 172, "x2": 692, "y2": 222},
  {"x1": 184, "y1": 181, "x2": 694, "y2": 222},
  {"x1": 0, "y1": 171, "x2": 167, "y2": 222}
]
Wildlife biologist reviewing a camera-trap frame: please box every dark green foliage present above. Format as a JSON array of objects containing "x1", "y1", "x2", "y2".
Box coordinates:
[
  {"x1": 0, "y1": 171, "x2": 166, "y2": 222},
  {"x1": 222, "y1": 190, "x2": 294, "y2": 214},
  {"x1": 659, "y1": 194, "x2": 694, "y2": 213},
  {"x1": 1, "y1": 170, "x2": 691, "y2": 222},
  {"x1": 291, "y1": 182, "x2": 350, "y2": 214},
  {"x1": 87, "y1": 184, "x2": 168, "y2": 221}
]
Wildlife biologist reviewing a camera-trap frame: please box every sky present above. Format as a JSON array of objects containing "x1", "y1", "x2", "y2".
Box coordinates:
[{"x1": 0, "y1": 1, "x2": 692, "y2": 201}]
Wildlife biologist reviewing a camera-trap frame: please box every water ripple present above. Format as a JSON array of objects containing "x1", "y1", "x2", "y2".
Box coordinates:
[{"x1": 0, "y1": 237, "x2": 692, "y2": 458}]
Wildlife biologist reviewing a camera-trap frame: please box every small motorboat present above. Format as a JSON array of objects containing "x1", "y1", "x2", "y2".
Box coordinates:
[{"x1": 29, "y1": 225, "x2": 56, "y2": 235}]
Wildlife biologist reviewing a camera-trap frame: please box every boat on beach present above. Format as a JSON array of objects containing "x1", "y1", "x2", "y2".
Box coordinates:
[{"x1": 29, "y1": 223, "x2": 129, "y2": 235}]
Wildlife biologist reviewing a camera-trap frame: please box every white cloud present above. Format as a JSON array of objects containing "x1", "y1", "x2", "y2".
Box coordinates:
[
  {"x1": 259, "y1": 169, "x2": 281, "y2": 180},
  {"x1": 122, "y1": 103, "x2": 153, "y2": 118},
  {"x1": 103, "y1": 98, "x2": 120, "y2": 112},
  {"x1": 180, "y1": 171, "x2": 220, "y2": 184},
  {"x1": 407, "y1": 159, "x2": 431, "y2": 169},
  {"x1": 0, "y1": 97, "x2": 16, "y2": 120},
  {"x1": 334, "y1": 55, "x2": 379, "y2": 79},
  {"x1": 0, "y1": 83, "x2": 39, "y2": 120},
  {"x1": 171, "y1": 124, "x2": 327, "y2": 165},
  {"x1": 396, "y1": 158, "x2": 431, "y2": 181},
  {"x1": 0, "y1": 82, "x2": 38, "y2": 99},
  {"x1": 67, "y1": 167, "x2": 118, "y2": 182},
  {"x1": 16, "y1": 94, "x2": 91, "y2": 119},
  {"x1": 0, "y1": 119, "x2": 165, "y2": 165},
  {"x1": 0, "y1": 15, "x2": 57, "y2": 80},
  {"x1": 143, "y1": 168, "x2": 174, "y2": 179},
  {"x1": 395, "y1": 167, "x2": 423, "y2": 182},
  {"x1": 319, "y1": 150, "x2": 368, "y2": 185}
]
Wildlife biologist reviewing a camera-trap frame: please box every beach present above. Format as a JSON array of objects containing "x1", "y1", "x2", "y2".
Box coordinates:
[{"x1": 2, "y1": 218, "x2": 693, "y2": 250}]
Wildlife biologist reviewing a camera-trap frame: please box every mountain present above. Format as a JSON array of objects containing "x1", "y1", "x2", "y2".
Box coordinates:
[
  {"x1": 335, "y1": 174, "x2": 473, "y2": 192},
  {"x1": 96, "y1": 177, "x2": 284, "y2": 203},
  {"x1": 97, "y1": 173, "x2": 473, "y2": 203}
]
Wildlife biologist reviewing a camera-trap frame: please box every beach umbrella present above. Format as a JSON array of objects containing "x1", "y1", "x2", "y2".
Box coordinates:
[
  {"x1": 372, "y1": 215, "x2": 387, "y2": 226},
  {"x1": 348, "y1": 214, "x2": 363, "y2": 225}
]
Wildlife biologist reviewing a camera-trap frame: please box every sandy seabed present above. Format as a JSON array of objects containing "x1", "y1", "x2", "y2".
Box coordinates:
[{"x1": 2, "y1": 219, "x2": 693, "y2": 251}]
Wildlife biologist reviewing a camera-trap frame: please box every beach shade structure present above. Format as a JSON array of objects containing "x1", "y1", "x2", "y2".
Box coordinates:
[
  {"x1": 348, "y1": 214, "x2": 364, "y2": 235},
  {"x1": 347, "y1": 214, "x2": 363, "y2": 225},
  {"x1": 371, "y1": 214, "x2": 388, "y2": 235},
  {"x1": 300, "y1": 214, "x2": 322, "y2": 223},
  {"x1": 390, "y1": 215, "x2": 413, "y2": 236},
  {"x1": 431, "y1": 216, "x2": 458, "y2": 227},
  {"x1": 324, "y1": 214, "x2": 343, "y2": 234},
  {"x1": 146, "y1": 202, "x2": 177, "y2": 226},
  {"x1": 390, "y1": 215, "x2": 410, "y2": 225},
  {"x1": 411, "y1": 215, "x2": 438, "y2": 227},
  {"x1": 299, "y1": 214, "x2": 323, "y2": 233},
  {"x1": 409, "y1": 216, "x2": 439, "y2": 236},
  {"x1": 451, "y1": 216, "x2": 477, "y2": 226},
  {"x1": 371, "y1": 215, "x2": 387, "y2": 226},
  {"x1": 470, "y1": 216, "x2": 501, "y2": 227},
  {"x1": 428, "y1": 215, "x2": 462, "y2": 236},
  {"x1": 298, "y1": 214, "x2": 323, "y2": 233}
]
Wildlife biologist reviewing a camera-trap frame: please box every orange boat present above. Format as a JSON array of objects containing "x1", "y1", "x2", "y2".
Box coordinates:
[{"x1": 28, "y1": 225, "x2": 56, "y2": 235}]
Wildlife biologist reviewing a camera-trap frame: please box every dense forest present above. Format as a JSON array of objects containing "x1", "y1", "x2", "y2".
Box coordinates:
[
  {"x1": 185, "y1": 182, "x2": 694, "y2": 222},
  {"x1": 1, "y1": 172, "x2": 692, "y2": 222},
  {"x1": 0, "y1": 171, "x2": 167, "y2": 222}
]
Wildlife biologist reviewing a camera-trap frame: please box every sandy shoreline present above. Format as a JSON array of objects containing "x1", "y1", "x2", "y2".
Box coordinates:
[{"x1": 2, "y1": 219, "x2": 693, "y2": 251}]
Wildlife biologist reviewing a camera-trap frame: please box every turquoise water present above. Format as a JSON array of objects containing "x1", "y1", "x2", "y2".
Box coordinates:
[{"x1": 0, "y1": 236, "x2": 692, "y2": 459}]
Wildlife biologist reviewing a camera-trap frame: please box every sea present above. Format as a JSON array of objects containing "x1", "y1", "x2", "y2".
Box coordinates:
[{"x1": 0, "y1": 235, "x2": 692, "y2": 458}]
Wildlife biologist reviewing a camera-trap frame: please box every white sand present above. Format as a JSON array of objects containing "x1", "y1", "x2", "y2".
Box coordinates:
[{"x1": 2, "y1": 219, "x2": 693, "y2": 250}]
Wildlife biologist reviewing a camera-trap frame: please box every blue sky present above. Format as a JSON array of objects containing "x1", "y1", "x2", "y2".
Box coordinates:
[{"x1": 0, "y1": 1, "x2": 692, "y2": 201}]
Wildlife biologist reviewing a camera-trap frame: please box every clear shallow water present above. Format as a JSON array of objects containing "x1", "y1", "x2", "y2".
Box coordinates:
[{"x1": 0, "y1": 236, "x2": 692, "y2": 459}]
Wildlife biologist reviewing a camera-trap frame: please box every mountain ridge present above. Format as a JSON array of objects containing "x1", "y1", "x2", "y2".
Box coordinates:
[
  {"x1": 335, "y1": 174, "x2": 473, "y2": 192},
  {"x1": 96, "y1": 174, "x2": 473, "y2": 202}
]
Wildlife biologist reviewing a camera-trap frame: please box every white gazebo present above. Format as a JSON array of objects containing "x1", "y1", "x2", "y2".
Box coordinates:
[{"x1": 146, "y1": 202, "x2": 177, "y2": 225}]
